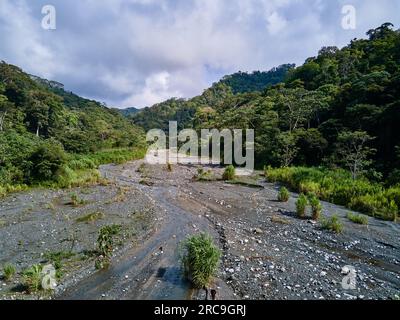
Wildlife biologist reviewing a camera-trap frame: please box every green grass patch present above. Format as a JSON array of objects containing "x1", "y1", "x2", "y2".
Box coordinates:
[
  {"x1": 96, "y1": 224, "x2": 122, "y2": 269},
  {"x1": 278, "y1": 187, "x2": 290, "y2": 202},
  {"x1": 296, "y1": 194, "x2": 308, "y2": 218},
  {"x1": 321, "y1": 215, "x2": 344, "y2": 234},
  {"x1": 68, "y1": 193, "x2": 87, "y2": 206},
  {"x1": 22, "y1": 265, "x2": 43, "y2": 292},
  {"x1": 2, "y1": 263, "x2": 16, "y2": 281},
  {"x1": 43, "y1": 251, "x2": 76, "y2": 278},
  {"x1": 347, "y1": 213, "x2": 369, "y2": 225},
  {"x1": 265, "y1": 166, "x2": 400, "y2": 221},
  {"x1": 0, "y1": 184, "x2": 29, "y2": 198},
  {"x1": 1, "y1": 147, "x2": 146, "y2": 198},
  {"x1": 76, "y1": 211, "x2": 104, "y2": 223},
  {"x1": 194, "y1": 168, "x2": 215, "y2": 182},
  {"x1": 181, "y1": 233, "x2": 221, "y2": 289},
  {"x1": 309, "y1": 194, "x2": 322, "y2": 220},
  {"x1": 222, "y1": 165, "x2": 236, "y2": 181}
]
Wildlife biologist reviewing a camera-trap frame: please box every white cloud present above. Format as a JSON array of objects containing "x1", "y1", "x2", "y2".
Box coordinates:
[
  {"x1": 122, "y1": 71, "x2": 182, "y2": 107},
  {"x1": 0, "y1": 0, "x2": 399, "y2": 108},
  {"x1": 0, "y1": 0, "x2": 57, "y2": 78},
  {"x1": 266, "y1": 11, "x2": 288, "y2": 35}
]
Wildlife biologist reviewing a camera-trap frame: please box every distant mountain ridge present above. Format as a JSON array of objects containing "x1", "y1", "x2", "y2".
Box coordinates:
[
  {"x1": 119, "y1": 107, "x2": 140, "y2": 116},
  {"x1": 218, "y1": 64, "x2": 295, "y2": 94},
  {"x1": 128, "y1": 64, "x2": 293, "y2": 131}
]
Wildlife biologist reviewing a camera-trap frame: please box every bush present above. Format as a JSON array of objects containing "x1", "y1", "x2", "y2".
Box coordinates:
[
  {"x1": 309, "y1": 194, "x2": 322, "y2": 220},
  {"x1": 28, "y1": 139, "x2": 67, "y2": 183},
  {"x1": 56, "y1": 167, "x2": 101, "y2": 189},
  {"x1": 347, "y1": 213, "x2": 369, "y2": 225},
  {"x1": 23, "y1": 264, "x2": 43, "y2": 292},
  {"x1": 350, "y1": 194, "x2": 399, "y2": 221},
  {"x1": 321, "y1": 215, "x2": 343, "y2": 234},
  {"x1": 278, "y1": 187, "x2": 290, "y2": 202},
  {"x1": 222, "y1": 165, "x2": 235, "y2": 181},
  {"x1": 95, "y1": 225, "x2": 121, "y2": 269},
  {"x1": 194, "y1": 168, "x2": 214, "y2": 181},
  {"x1": 2, "y1": 263, "x2": 16, "y2": 281},
  {"x1": 300, "y1": 181, "x2": 320, "y2": 196},
  {"x1": 296, "y1": 194, "x2": 308, "y2": 218},
  {"x1": 182, "y1": 233, "x2": 221, "y2": 289},
  {"x1": 383, "y1": 200, "x2": 398, "y2": 222},
  {"x1": 265, "y1": 166, "x2": 398, "y2": 222}
]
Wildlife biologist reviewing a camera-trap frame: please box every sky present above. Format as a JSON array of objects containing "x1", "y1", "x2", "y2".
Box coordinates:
[{"x1": 0, "y1": 0, "x2": 399, "y2": 109}]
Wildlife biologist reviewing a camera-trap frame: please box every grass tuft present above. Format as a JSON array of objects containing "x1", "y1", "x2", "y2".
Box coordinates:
[
  {"x1": 222, "y1": 165, "x2": 236, "y2": 181},
  {"x1": 296, "y1": 194, "x2": 308, "y2": 218},
  {"x1": 347, "y1": 212, "x2": 369, "y2": 225},
  {"x1": 321, "y1": 214, "x2": 343, "y2": 233},
  {"x1": 181, "y1": 233, "x2": 221, "y2": 289},
  {"x1": 76, "y1": 211, "x2": 104, "y2": 223},
  {"x1": 2, "y1": 263, "x2": 16, "y2": 281},
  {"x1": 278, "y1": 187, "x2": 290, "y2": 202}
]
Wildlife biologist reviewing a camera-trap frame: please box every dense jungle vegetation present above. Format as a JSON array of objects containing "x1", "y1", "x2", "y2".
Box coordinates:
[
  {"x1": 130, "y1": 23, "x2": 400, "y2": 220},
  {"x1": 0, "y1": 62, "x2": 145, "y2": 194}
]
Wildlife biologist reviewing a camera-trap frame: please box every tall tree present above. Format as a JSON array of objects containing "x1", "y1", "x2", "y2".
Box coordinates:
[{"x1": 335, "y1": 131, "x2": 376, "y2": 180}]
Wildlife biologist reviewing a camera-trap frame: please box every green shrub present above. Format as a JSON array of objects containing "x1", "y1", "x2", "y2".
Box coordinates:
[
  {"x1": 385, "y1": 187, "x2": 400, "y2": 208},
  {"x1": 28, "y1": 139, "x2": 67, "y2": 183},
  {"x1": 309, "y1": 194, "x2": 322, "y2": 220},
  {"x1": 296, "y1": 194, "x2": 308, "y2": 218},
  {"x1": 23, "y1": 264, "x2": 43, "y2": 292},
  {"x1": 278, "y1": 187, "x2": 290, "y2": 202},
  {"x1": 0, "y1": 184, "x2": 28, "y2": 198},
  {"x1": 194, "y1": 168, "x2": 214, "y2": 181},
  {"x1": 97, "y1": 225, "x2": 121, "y2": 258},
  {"x1": 300, "y1": 181, "x2": 320, "y2": 196},
  {"x1": 182, "y1": 233, "x2": 221, "y2": 289},
  {"x1": 349, "y1": 194, "x2": 378, "y2": 216},
  {"x1": 44, "y1": 251, "x2": 75, "y2": 279},
  {"x1": 383, "y1": 200, "x2": 398, "y2": 222},
  {"x1": 265, "y1": 166, "x2": 398, "y2": 222},
  {"x1": 222, "y1": 165, "x2": 235, "y2": 181},
  {"x1": 56, "y1": 166, "x2": 101, "y2": 189},
  {"x1": 70, "y1": 193, "x2": 86, "y2": 206},
  {"x1": 321, "y1": 215, "x2": 343, "y2": 234},
  {"x1": 347, "y1": 213, "x2": 369, "y2": 225},
  {"x1": 2, "y1": 263, "x2": 16, "y2": 281},
  {"x1": 76, "y1": 211, "x2": 104, "y2": 223},
  {"x1": 95, "y1": 225, "x2": 121, "y2": 269}
]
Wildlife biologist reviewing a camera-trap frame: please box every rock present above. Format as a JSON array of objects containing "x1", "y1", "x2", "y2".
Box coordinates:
[{"x1": 253, "y1": 228, "x2": 263, "y2": 234}]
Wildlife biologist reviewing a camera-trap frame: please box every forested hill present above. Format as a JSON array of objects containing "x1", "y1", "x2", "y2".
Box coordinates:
[
  {"x1": 130, "y1": 24, "x2": 400, "y2": 182},
  {"x1": 0, "y1": 62, "x2": 144, "y2": 153},
  {"x1": 118, "y1": 107, "x2": 139, "y2": 117},
  {"x1": 219, "y1": 64, "x2": 295, "y2": 94},
  {"x1": 0, "y1": 61, "x2": 144, "y2": 188},
  {"x1": 130, "y1": 64, "x2": 293, "y2": 132}
]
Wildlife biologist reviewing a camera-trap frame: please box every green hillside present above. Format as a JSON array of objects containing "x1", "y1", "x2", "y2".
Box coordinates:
[{"x1": 0, "y1": 62, "x2": 145, "y2": 192}]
